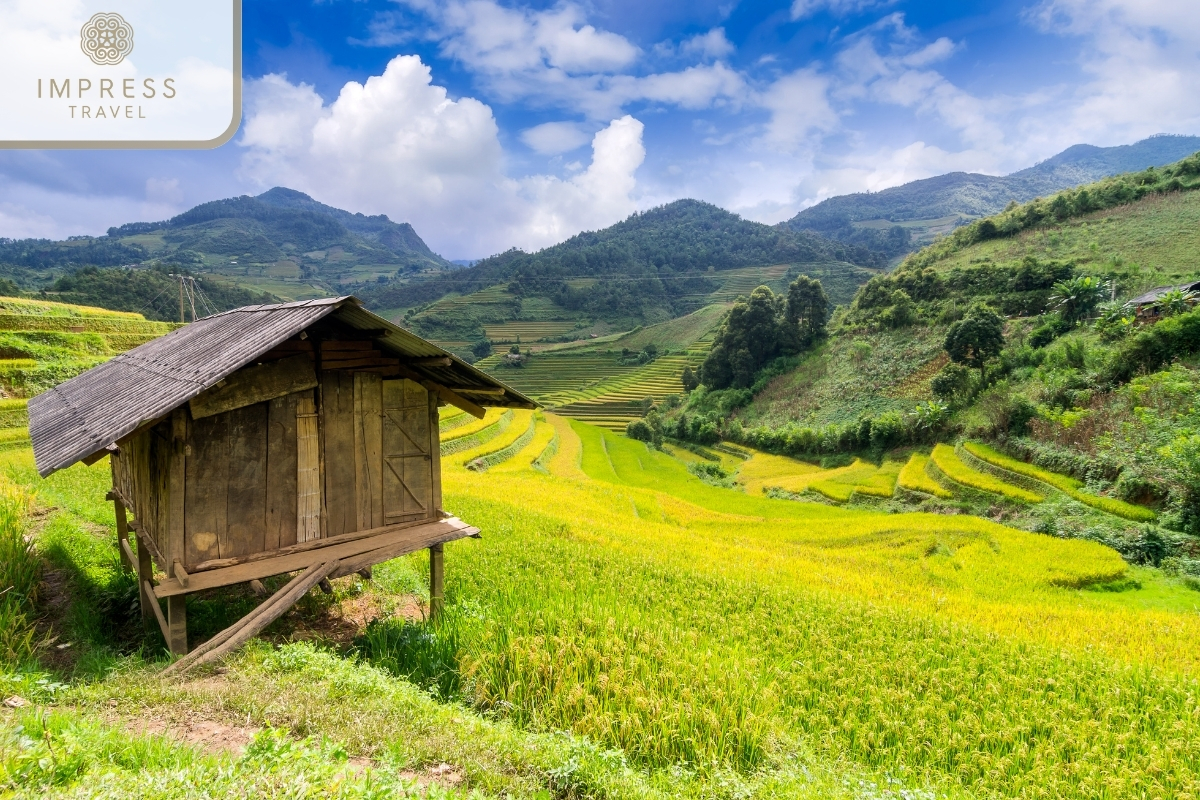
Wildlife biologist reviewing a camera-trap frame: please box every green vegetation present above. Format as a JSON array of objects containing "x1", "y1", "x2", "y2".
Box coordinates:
[
  {"x1": 5, "y1": 395, "x2": 1200, "y2": 797},
  {"x1": 365, "y1": 199, "x2": 884, "y2": 327},
  {"x1": 48, "y1": 264, "x2": 274, "y2": 322},
  {"x1": 701, "y1": 275, "x2": 828, "y2": 390}
]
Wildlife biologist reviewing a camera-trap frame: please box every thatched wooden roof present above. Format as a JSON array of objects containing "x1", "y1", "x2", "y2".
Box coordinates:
[{"x1": 29, "y1": 296, "x2": 533, "y2": 476}]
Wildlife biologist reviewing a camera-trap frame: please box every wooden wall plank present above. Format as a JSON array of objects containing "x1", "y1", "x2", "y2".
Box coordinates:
[
  {"x1": 185, "y1": 411, "x2": 228, "y2": 565},
  {"x1": 297, "y1": 396, "x2": 321, "y2": 543},
  {"x1": 224, "y1": 403, "x2": 269, "y2": 559},
  {"x1": 266, "y1": 392, "x2": 301, "y2": 551},
  {"x1": 321, "y1": 371, "x2": 357, "y2": 537},
  {"x1": 189, "y1": 355, "x2": 317, "y2": 420},
  {"x1": 354, "y1": 372, "x2": 384, "y2": 531},
  {"x1": 153, "y1": 424, "x2": 172, "y2": 568},
  {"x1": 168, "y1": 410, "x2": 187, "y2": 571}
]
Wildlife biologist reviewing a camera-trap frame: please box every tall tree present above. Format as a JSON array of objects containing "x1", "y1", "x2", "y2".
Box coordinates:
[{"x1": 786, "y1": 275, "x2": 829, "y2": 342}]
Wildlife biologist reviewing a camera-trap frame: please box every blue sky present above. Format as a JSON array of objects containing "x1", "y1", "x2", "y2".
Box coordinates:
[{"x1": 1, "y1": 0, "x2": 1196, "y2": 258}]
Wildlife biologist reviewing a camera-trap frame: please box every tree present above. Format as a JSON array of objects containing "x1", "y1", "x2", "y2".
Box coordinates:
[
  {"x1": 786, "y1": 275, "x2": 829, "y2": 342},
  {"x1": 701, "y1": 286, "x2": 796, "y2": 389},
  {"x1": 944, "y1": 303, "x2": 1004, "y2": 371},
  {"x1": 471, "y1": 339, "x2": 493, "y2": 359},
  {"x1": 681, "y1": 366, "x2": 699, "y2": 392}
]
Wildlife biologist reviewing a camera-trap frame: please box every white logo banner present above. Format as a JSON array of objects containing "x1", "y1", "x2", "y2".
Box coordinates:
[{"x1": 0, "y1": 0, "x2": 241, "y2": 148}]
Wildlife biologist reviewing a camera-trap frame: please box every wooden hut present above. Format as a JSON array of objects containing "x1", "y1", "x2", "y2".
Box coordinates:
[{"x1": 29, "y1": 297, "x2": 534, "y2": 657}]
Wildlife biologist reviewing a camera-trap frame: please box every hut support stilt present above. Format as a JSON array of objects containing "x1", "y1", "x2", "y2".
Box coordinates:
[
  {"x1": 167, "y1": 595, "x2": 188, "y2": 656},
  {"x1": 429, "y1": 542, "x2": 444, "y2": 619}
]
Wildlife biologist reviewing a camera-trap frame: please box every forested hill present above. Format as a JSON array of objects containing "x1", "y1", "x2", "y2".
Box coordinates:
[
  {"x1": 360, "y1": 199, "x2": 883, "y2": 313},
  {"x1": 788, "y1": 135, "x2": 1200, "y2": 256},
  {"x1": 0, "y1": 187, "x2": 449, "y2": 293}
]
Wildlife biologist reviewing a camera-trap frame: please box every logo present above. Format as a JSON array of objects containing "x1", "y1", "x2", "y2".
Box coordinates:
[{"x1": 80, "y1": 13, "x2": 134, "y2": 66}]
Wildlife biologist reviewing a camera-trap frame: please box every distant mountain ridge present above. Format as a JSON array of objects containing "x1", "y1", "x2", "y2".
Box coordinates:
[
  {"x1": 361, "y1": 198, "x2": 883, "y2": 320},
  {"x1": 788, "y1": 134, "x2": 1200, "y2": 252}
]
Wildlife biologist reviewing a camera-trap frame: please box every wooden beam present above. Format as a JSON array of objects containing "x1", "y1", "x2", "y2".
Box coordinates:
[
  {"x1": 119, "y1": 537, "x2": 137, "y2": 574},
  {"x1": 137, "y1": 538, "x2": 155, "y2": 631},
  {"x1": 169, "y1": 409, "x2": 186, "y2": 570},
  {"x1": 446, "y1": 386, "x2": 506, "y2": 396},
  {"x1": 320, "y1": 340, "x2": 375, "y2": 351},
  {"x1": 190, "y1": 355, "x2": 318, "y2": 420},
  {"x1": 143, "y1": 580, "x2": 170, "y2": 642},
  {"x1": 326, "y1": 526, "x2": 478, "y2": 580},
  {"x1": 113, "y1": 494, "x2": 134, "y2": 573},
  {"x1": 172, "y1": 560, "x2": 190, "y2": 589},
  {"x1": 407, "y1": 357, "x2": 452, "y2": 367},
  {"x1": 164, "y1": 561, "x2": 326, "y2": 675},
  {"x1": 322, "y1": 357, "x2": 399, "y2": 370},
  {"x1": 153, "y1": 517, "x2": 480, "y2": 597},
  {"x1": 191, "y1": 515, "x2": 446, "y2": 572}
]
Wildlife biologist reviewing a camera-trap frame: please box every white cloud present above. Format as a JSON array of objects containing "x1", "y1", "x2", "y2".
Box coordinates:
[
  {"x1": 680, "y1": 28, "x2": 735, "y2": 60},
  {"x1": 523, "y1": 116, "x2": 645, "y2": 244},
  {"x1": 238, "y1": 56, "x2": 645, "y2": 256},
  {"x1": 393, "y1": 0, "x2": 747, "y2": 118},
  {"x1": 1023, "y1": 0, "x2": 1200, "y2": 147},
  {"x1": 520, "y1": 121, "x2": 590, "y2": 155},
  {"x1": 759, "y1": 69, "x2": 839, "y2": 152},
  {"x1": 790, "y1": 0, "x2": 895, "y2": 21}
]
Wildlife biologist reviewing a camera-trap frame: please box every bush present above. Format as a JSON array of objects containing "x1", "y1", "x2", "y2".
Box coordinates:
[
  {"x1": 1104, "y1": 307, "x2": 1200, "y2": 385},
  {"x1": 626, "y1": 419, "x2": 654, "y2": 442},
  {"x1": 944, "y1": 303, "x2": 1004, "y2": 370},
  {"x1": 932, "y1": 363, "x2": 974, "y2": 403}
]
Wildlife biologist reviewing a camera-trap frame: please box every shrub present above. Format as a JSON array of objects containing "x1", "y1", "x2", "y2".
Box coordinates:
[
  {"x1": 626, "y1": 419, "x2": 653, "y2": 442},
  {"x1": 1104, "y1": 307, "x2": 1200, "y2": 385}
]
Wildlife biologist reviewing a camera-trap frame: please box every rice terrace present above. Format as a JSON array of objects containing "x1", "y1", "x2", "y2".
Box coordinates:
[{"x1": 2, "y1": 3, "x2": 1200, "y2": 796}]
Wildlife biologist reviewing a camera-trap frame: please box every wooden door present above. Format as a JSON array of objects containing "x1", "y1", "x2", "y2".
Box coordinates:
[{"x1": 381, "y1": 379, "x2": 433, "y2": 523}]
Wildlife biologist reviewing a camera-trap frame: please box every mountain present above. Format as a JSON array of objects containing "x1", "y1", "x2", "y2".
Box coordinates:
[
  {"x1": 788, "y1": 134, "x2": 1200, "y2": 255},
  {"x1": 361, "y1": 198, "x2": 884, "y2": 328},
  {"x1": 0, "y1": 188, "x2": 451, "y2": 301}
]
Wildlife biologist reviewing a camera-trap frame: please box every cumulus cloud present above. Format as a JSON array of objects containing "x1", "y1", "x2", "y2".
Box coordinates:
[
  {"x1": 520, "y1": 121, "x2": 591, "y2": 155},
  {"x1": 759, "y1": 69, "x2": 839, "y2": 152},
  {"x1": 1023, "y1": 0, "x2": 1200, "y2": 146},
  {"x1": 239, "y1": 56, "x2": 645, "y2": 256},
  {"x1": 680, "y1": 28, "x2": 735, "y2": 60},
  {"x1": 390, "y1": 0, "x2": 747, "y2": 118}
]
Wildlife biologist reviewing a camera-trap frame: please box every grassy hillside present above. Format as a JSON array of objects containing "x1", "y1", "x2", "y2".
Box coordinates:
[
  {"x1": 0, "y1": 296, "x2": 176, "y2": 453},
  {"x1": 4, "y1": 409, "x2": 1200, "y2": 797},
  {"x1": 656, "y1": 151, "x2": 1200, "y2": 564},
  {"x1": 788, "y1": 135, "x2": 1200, "y2": 251}
]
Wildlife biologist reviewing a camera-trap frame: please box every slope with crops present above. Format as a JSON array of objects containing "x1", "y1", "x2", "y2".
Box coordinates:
[
  {"x1": 5, "y1": 394, "x2": 1200, "y2": 797},
  {"x1": 653, "y1": 149, "x2": 1200, "y2": 570}
]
